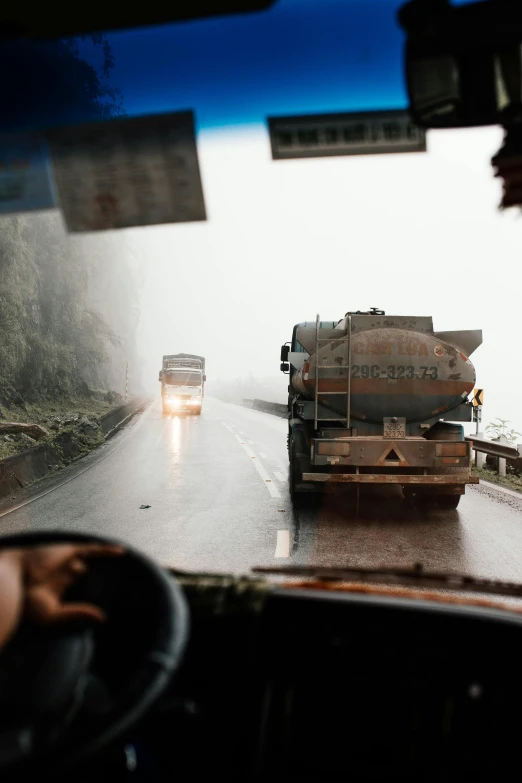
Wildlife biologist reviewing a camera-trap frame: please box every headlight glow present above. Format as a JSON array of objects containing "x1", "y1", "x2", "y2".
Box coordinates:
[{"x1": 165, "y1": 396, "x2": 200, "y2": 409}]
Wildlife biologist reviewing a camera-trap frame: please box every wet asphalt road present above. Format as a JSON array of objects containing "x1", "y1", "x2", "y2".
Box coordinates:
[{"x1": 0, "y1": 398, "x2": 522, "y2": 580}]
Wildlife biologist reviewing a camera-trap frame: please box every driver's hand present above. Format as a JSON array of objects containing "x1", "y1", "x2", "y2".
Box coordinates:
[
  {"x1": 22, "y1": 543, "x2": 124, "y2": 624},
  {"x1": 0, "y1": 543, "x2": 124, "y2": 651}
]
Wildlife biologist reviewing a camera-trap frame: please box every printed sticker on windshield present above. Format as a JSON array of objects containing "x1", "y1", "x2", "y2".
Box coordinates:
[
  {"x1": 0, "y1": 133, "x2": 57, "y2": 214},
  {"x1": 47, "y1": 111, "x2": 207, "y2": 232},
  {"x1": 268, "y1": 110, "x2": 426, "y2": 160}
]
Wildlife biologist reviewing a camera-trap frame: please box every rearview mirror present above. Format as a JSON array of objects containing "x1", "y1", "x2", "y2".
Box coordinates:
[
  {"x1": 158, "y1": 371, "x2": 163, "y2": 382},
  {"x1": 203, "y1": 375, "x2": 207, "y2": 382},
  {"x1": 398, "y1": 0, "x2": 522, "y2": 128},
  {"x1": 280, "y1": 345, "x2": 290, "y2": 362}
]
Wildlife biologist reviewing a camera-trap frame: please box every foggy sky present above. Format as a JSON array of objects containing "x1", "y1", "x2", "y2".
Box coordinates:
[{"x1": 127, "y1": 123, "x2": 522, "y2": 436}]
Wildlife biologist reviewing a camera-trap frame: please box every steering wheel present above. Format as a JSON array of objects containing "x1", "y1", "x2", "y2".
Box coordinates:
[{"x1": 0, "y1": 530, "x2": 189, "y2": 777}]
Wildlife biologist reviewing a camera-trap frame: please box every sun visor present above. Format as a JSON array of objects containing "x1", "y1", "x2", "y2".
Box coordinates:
[{"x1": 47, "y1": 111, "x2": 207, "y2": 232}]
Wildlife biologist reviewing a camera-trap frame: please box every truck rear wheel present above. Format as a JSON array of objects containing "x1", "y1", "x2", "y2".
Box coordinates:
[
  {"x1": 435, "y1": 494, "x2": 461, "y2": 510},
  {"x1": 415, "y1": 466, "x2": 468, "y2": 510},
  {"x1": 402, "y1": 488, "x2": 461, "y2": 510},
  {"x1": 289, "y1": 432, "x2": 320, "y2": 508},
  {"x1": 290, "y1": 441, "x2": 307, "y2": 508},
  {"x1": 402, "y1": 487, "x2": 421, "y2": 505}
]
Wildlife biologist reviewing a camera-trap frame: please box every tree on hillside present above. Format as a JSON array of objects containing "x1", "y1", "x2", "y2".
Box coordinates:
[
  {"x1": 0, "y1": 217, "x2": 39, "y2": 404},
  {"x1": 0, "y1": 34, "x2": 124, "y2": 133},
  {"x1": 0, "y1": 36, "x2": 136, "y2": 407}
]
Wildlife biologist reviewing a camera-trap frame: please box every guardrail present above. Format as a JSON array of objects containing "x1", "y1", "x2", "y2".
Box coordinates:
[
  {"x1": 465, "y1": 434, "x2": 522, "y2": 478},
  {"x1": 253, "y1": 399, "x2": 288, "y2": 416},
  {"x1": 100, "y1": 397, "x2": 149, "y2": 438},
  {"x1": 465, "y1": 435, "x2": 522, "y2": 461},
  {"x1": 0, "y1": 398, "x2": 149, "y2": 502},
  {"x1": 241, "y1": 398, "x2": 288, "y2": 417}
]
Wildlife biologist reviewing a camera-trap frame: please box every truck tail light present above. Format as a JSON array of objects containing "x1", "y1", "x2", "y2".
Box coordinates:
[
  {"x1": 435, "y1": 443, "x2": 467, "y2": 457},
  {"x1": 316, "y1": 441, "x2": 351, "y2": 457}
]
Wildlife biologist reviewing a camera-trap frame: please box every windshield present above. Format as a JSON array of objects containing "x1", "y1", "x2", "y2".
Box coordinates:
[
  {"x1": 0, "y1": 0, "x2": 521, "y2": 590},
  {"x1": 165, "y1": 372, "x2": 202, "y2": 386}
]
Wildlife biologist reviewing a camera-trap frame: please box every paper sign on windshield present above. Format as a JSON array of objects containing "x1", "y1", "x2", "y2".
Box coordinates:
[
  {"x1": 0, "y1": 134, "x2": 57, "y2": 214},
  {"x1": 268, "y1": 110, "x2": 426, "y2": 160},
  {"x1": 48, "y1": 111, "x2": 207, "y2": 232}
]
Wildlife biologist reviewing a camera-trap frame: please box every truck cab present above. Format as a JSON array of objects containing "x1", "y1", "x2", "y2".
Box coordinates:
[{"x1": 159, "y1": 355, "x2": 206, "y2": 416}]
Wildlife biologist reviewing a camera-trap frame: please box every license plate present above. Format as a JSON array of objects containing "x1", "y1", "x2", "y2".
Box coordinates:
[{"x1": 383, "y1": 418, "x2": 406, "y2": 439}]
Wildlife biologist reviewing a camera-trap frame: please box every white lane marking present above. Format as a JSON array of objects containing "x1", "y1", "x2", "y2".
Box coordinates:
[
  {"x1": 275, "y1": 530, "x2": 290, "y2": 558},
  {"x1": 254, "y1": 443, "x2": 286, "y2": 472},
  {"x1": 248, "y1": 440, "x2": 256, "y2": 445},
  {"x1": 274, "y1": 471, "x2": 287, "y2": 483},
  {"x1": 222, "y1": 422, "x2": 281, "y2": 498}
]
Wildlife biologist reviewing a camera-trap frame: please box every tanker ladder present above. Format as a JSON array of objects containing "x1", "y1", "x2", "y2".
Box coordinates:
[{"x1": 314, "y1": 313, "x2": 352, "y2": 432}]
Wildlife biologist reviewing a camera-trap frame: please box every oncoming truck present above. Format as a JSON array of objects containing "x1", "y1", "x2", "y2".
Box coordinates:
[
  {"x1": 280, "y1": 309, "x2": 482, "y2": 509},
  {"x1": 159, "y1": 354, "x2": 206, "y2": 415}
]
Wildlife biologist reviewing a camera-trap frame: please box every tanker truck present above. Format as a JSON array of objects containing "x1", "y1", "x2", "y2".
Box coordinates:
[
  {"x1": 280, "y1": 309, "x2": 482, "y2": 509},
  {"x1": 159, "y1": 354, "x2": 206, "y2": 415}
]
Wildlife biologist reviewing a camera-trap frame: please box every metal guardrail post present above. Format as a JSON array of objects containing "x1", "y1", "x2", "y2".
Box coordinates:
[
  {"x1": 346, "y1": 314, "x2": 352, "y2": 431},
  {"x1": 474, "y1": 431, "x2": 486, "y2": 468},
  {"x1": 314, "y1": 314, "x2": 319, "y2": 432},
  {"x1": 499, "y1": 435, "x2": 507, "y2": 477}
]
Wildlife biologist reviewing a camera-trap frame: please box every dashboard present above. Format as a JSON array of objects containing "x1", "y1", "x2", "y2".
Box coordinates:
[
  {"x1": 1, "y1": 547, "x2": 520, "y2": 783},
  {"x1": 124, "y1": 575, "x2": 522, "y2": 782}
]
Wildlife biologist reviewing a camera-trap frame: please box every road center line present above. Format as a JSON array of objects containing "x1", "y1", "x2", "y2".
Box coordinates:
[
  {"x1": 275, "y1": 530, "x2": 290, "y2": 558},
  {"x1": 222, "y1": 422, "x2": 281, "y2": 498},
  {"x1": 255, "y1": 444, "x2": 286, "y2": 473}
]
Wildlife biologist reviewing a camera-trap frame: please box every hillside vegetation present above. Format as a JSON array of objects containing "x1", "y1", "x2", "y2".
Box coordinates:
[
  {"x1": 0, "y1": 213, "x2": 141, "y2": 458},
  {"x1": 0, "y1": 212, "x2": 140, "y2": 401},
  {"x1": 0, "y1": 35, "x2": 141, "y2": 460}
]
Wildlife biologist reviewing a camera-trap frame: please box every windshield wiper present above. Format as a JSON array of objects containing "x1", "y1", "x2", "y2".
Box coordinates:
[{"x1": 252, "y1": 564, "x2": 522, "y2": 600}]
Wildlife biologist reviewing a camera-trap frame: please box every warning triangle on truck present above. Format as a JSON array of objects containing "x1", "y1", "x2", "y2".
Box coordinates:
[{"x1": 377, "y1": 444, "x2": 409, "y2": 466}]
